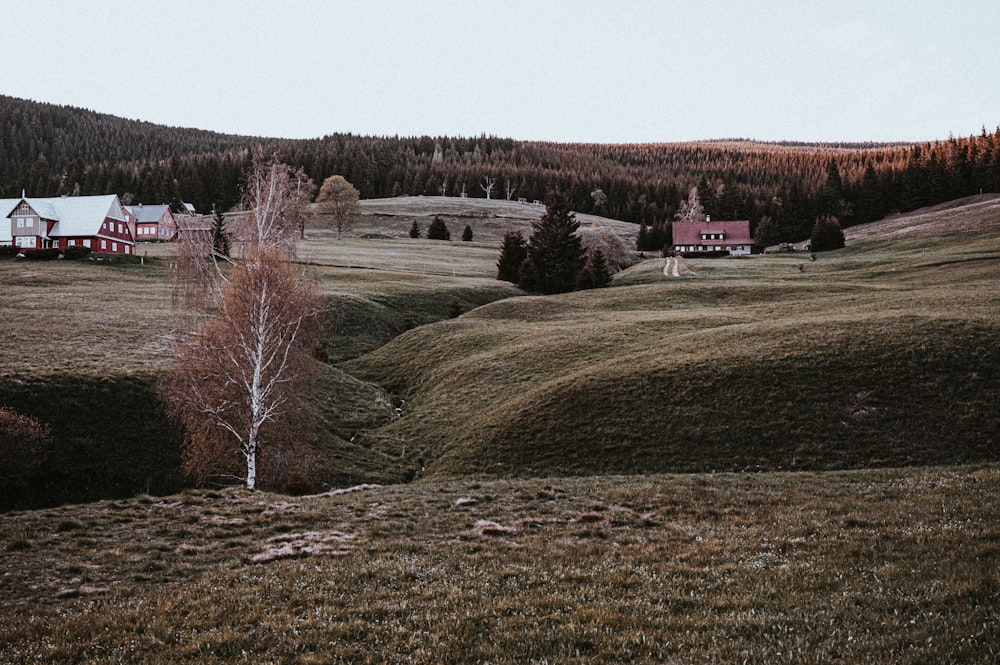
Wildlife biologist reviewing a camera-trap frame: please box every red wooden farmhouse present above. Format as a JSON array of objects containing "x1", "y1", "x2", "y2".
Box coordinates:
[
  {"x1": 0, "y1": 194, "x2": 135, "y2": 254},
  {"x1": 672, "y1": 216, "x2": 754, "y2": 256},
  {"x1": 123, "y1": 203, "x2": 178, "y2": 241}
]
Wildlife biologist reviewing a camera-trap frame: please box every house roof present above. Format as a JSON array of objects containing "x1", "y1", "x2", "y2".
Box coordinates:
[
  {"x1": 124, "y1": 204, "x2": 172, "y2": 223},
  {"x1": 672, "y1": 219, "x2": 752, "y2": 246},
  {"x1": 0, "y1": 199, "x2": 17, "y2": 242},
  {"x1": 3, "y1": 195, "x2": 126, "y2": 239}
]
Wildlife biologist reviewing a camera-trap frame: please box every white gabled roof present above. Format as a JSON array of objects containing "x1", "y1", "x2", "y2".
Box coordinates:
[
  {"x1": 124, "y1": 204, "x2": 171, "y2": 223},
  {"x1": 0, "y1": 198, "x2": 18, "y2": 243},
  {"x1": 28, "y1": 195, "x2": 124, "y2": 238}
]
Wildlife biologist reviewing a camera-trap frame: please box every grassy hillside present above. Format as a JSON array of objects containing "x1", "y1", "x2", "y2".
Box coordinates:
[
  {"x1": 2, "y1": 195, "x2": 998, "y2": 509},
  {"x1": 1, "y1": 468, "x2": 997, "y2": 663},
  {"x1": 345, "y1": 195, "x2": 1000, "y2": 480}
]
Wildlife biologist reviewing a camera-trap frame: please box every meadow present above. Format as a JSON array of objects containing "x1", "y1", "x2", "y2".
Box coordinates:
[{"x1": 1, "y1": 194, "x2": 998, "y2": 661}]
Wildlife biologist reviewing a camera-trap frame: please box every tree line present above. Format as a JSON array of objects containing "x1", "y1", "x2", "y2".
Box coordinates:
[{"x1": 3, "y1": 95, "x2": 999, "y2": 244}]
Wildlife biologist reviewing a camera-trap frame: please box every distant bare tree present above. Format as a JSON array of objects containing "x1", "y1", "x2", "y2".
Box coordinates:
[
  {"x1": 161, "y1": 154, "x2": 324, "y2": 491},
  {"x1": 315, "y1": 175, "x2": 361, "y2": 239},
  {"x1": 675, "y1": 185, "x2": 705, "y2": 223},
  {"x1": 504, "y1": 178, "x2": 517, "y2": 200},
  {"x1": 481, "y1": 175, "x2": 496, "y2": 200}
]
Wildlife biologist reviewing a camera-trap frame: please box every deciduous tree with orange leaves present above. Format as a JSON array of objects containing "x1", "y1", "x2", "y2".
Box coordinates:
[{"x1": 160, "y1": 155, "x2": 325, "y2": 490}]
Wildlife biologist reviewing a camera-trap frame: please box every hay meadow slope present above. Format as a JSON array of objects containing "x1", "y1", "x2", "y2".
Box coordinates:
[{"x1": 345, "y1": 195, "x2": 1000, "y2": 480}]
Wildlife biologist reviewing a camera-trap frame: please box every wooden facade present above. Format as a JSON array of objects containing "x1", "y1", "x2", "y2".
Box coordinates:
[{"x1": 1, "y1": 194, "x2": 135, "y2": 254}]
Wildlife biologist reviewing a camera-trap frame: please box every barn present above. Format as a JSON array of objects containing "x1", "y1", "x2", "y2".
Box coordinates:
[
  {"x1": 672, "y1": 216, "x2": 754, "y2": 256},
  {"x1": 1, "y1": 194, "x2": 135, "y2": 254}
]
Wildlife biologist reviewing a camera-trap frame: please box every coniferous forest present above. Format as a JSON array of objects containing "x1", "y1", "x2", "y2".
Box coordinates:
[{"x1": 3, "y1": 95, "x2": 1000, "y2": 243}]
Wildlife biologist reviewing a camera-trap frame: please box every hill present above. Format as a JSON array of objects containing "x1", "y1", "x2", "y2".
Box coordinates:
[
  {"x1": 343, "y1": 196, "x2": 1000, "y2": 480},
  {"x1": 2, "y1": 195, "x2": 999, "y2": 509},
  {"x1": 4, "y1": 94, "x2": 999, "y2": 243}
]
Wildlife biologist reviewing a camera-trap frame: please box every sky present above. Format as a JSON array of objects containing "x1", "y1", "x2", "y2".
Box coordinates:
[{"x1": 2, "y1": 0, "x2": 998, "y2": 144}]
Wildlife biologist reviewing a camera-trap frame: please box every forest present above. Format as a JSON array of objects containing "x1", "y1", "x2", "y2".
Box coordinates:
[{"x1": 3, "y1": 94, "x2": 1000, "y2": 243}]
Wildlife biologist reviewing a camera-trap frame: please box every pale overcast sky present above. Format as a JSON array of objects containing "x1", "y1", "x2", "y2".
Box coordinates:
[{"x1": 2, "y1": 0, "x2": 997, "y2": 144}]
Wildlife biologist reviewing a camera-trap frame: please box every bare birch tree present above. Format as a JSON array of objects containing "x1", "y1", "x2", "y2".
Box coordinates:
[
  {"x1": 161, "y1": 154, "x2": 324, "y2": 490},
  {"x1": 504, "y1": 178, "x2": 517, "y2": 200},
  {"x1": 481, "y1": 175, "x2": 496, "y2": 199}
]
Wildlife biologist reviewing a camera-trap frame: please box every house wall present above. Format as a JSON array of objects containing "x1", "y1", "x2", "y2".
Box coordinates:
[{"x1": 157, "y1": 210, "x2": 177, "y2": 240}]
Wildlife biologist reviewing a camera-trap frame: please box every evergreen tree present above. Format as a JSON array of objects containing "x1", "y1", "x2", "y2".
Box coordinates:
[
  {"x1": 211, "y1": 207, "x2": 230, "y2": 257},
  {"x1": 577, "y1": 248, "x2": 612, "y2": 289},
  {"x1": 523, "y1": 192, "x2": 586, "y2": 294},
  {"x1": 461, "y1": 224, "x2": 473, "y2": 241},
  {"x1": 408, "y1": 220, "x2": 421, "y2": 238},
  {"x1": 496, "y1": 230, "x2": 527, "y2": 283},
  {"x1": 810, "y1": 214, "x2": 845, "y2": 251},
  {"x1": 426, "y1": 215, "x2": 451, "y2": 240}
]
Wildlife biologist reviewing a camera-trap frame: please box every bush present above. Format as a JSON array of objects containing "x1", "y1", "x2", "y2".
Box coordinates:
[
  {"x1": 447, "y1": 296, "x2": 463, "y2": 318},
  {"x1": 0, "y1": 245, "x2": 20, "y2": 257},
  {"x1": 22, "y1": 248, "x2": 62, "y2": 261},
  {"x1": 462, "y1": 224, "x2": 473, "y2": 242},
  {"x1": 62, "y1": 245, "x2": 92, "y2": 260}
]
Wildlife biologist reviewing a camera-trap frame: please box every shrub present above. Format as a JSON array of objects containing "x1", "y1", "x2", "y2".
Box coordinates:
[
  {"x1": 22, "y1": 247, "x2": 62, "y2": 261},
  {"x1": 447, "y1": 296, "x2": 463, "y2": 318},
  {"x1": 0, "y1": 244, "x2": 20, "y2": 257},
  {"x1": 62, "y1": 245, "x2": 92, "y2": 260},
  {"x1": 462, "y1": 224, "x2": 473, "y2": 242}
]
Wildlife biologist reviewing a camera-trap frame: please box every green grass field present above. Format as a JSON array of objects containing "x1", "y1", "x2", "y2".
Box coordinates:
[{"x1": 1, "y1": 195, "x2": 998, "y2": 661}]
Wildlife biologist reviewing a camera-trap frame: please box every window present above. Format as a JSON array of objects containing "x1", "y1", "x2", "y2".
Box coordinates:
[
  {"x1": 118, "y1": 223, "x2": 124, "y2": 234},
  {"x1": 16, "y1": 218, "x2": 24, "y2": 228},
  {"x1": 101, "y1": 239, "x2": 107, "y2": 250},
  {"x1": 83, "y1": 239, "x2": 91, "y2": 248},
  {"x1": 68, "y1": 239, "x2": 75, "y2": 246},
  {"x1": 125, "y1": 245, "x2": 131, "y2": 254},
  {"x1": 112, "y1": 242, "x2": 118, "y2": 252}
]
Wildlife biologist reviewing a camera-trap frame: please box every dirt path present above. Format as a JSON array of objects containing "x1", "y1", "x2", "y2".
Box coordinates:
[{"x1": 663, "y1": 256, "x2": 681, "y2": 277}]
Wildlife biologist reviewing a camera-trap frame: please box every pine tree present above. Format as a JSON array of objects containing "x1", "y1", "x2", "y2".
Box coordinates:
[
  {"x1": 211, "y1": 207, "x2": 230, "y2": 257},
  {"x1": 810, "y1": 215, "x2": 845, "y2": 251},
  {"x1": 408, "y1": 220, "x2": 421, "y2": 238},
  {"x1": 461, "y1": 224, "x2": 473, "y2": 241},
  {"x1": 426, "y1": 215, "x2": 451, "y2": 240},
  {"x1": 523, "y1": 192, "x2": 586, "y2": 294},
  {"x1": 496, "y1": 230, "x2": 527, "y2": 283},
  {"x1": 577, "y1": 248, "x2": 612, "y2": 289}
]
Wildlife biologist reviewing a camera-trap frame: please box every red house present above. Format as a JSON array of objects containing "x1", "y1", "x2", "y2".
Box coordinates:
[
  {"x1": 1, "y1": 194, "x2": 135, "y2": 254},
  {"x1": 124, "y1": 204, "x2": 177, "y2": 241},
  {"x1": 672, "y1": 216, "x2": 754, "y2": 256}
]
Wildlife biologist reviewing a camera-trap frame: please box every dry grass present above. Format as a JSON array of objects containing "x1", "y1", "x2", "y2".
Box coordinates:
[{"x1": 1, "y1": 468, "x2": 997, "y2": 663}]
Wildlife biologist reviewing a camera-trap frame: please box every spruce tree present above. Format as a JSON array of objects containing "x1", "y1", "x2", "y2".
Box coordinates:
[
  {"x1": 523, "y1": 192, "x2": 586, "y2": 294},
  {"x1": 211, "y1": 207, "x2": 230, "y2": 257},
  {"x1": 496, "y1": 230, "x2": 527, "y2": 283},
  {"x1": 810, "y1": 215, "x2": 845, "y2": 251},
  {"x1": 577, "y1": 248, "x2": 612, "y2": 289},
  {"x1": 426, "y1": 216, "x2": 451, "y2": 240},
  {"x1": 408, "y1": 220, "x2": 421, "y2": 238},
  {"x1": 462, "y1": 224, "x2": 473, "y2": 241}
]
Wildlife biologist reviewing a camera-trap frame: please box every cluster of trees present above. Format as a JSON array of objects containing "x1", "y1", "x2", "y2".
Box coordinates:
[
  {"x1": 497, "y1": 193, "x2": 611, "y2": 294},
  {"x1": 408, "y1": 217, "x2": 474, "y2": 241},
  {"x1": 4, "y1": 95, "x2": 1000, "y2": 245}
]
